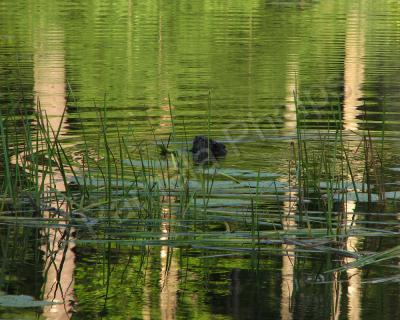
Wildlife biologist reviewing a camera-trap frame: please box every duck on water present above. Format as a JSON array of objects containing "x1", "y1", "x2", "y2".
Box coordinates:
[{"x1": 191, "y1": 135, "x2": 227, "y2": 164}]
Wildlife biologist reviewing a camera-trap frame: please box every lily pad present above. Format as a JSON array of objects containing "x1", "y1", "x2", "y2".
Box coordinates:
[
  {"x1": 319, "y1": 181, "x2": 369, "y2": 190},
  {"x1": 385, "y1": 191, "x2": 400, "y2": 199},
  {"x1": 331, "y1": 192, "x2": 380, "y2": 202},
  {"x1": 0, "y1": 295, "x2": 61, "y2": 308},
  {"x1": 214, "y1": 169, "x2": 281, "y2": 179}
]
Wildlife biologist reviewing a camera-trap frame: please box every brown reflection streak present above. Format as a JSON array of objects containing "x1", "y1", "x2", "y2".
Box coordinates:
[
  {"x1": 280, "y1": 58, "x2": 299, "y2": 320},
  {"x1": 159, "y1": 201, "x2": 178, "y2": 320},
  {"x1": 344, "y1": 10, "x2": 365, "y2": 132},
  {"x1": 331, "y1": 271, "x2": 342, "y2": 320},
  {"x1": 281, "y1": 242, "x2": 295, "y2": 320},
  {"x1": 283, "y1": 62, "x2": 298, "y2": 134},
  {"x1": 41, "y1": 227, "x2": 75, "y2": 319},
  {"x1": 34, "y1": 29, "x2": 75, "y2": 319},
  {"x1": 34, "y1": 36, "x2": 66, "y2": 132},
  {"x1": 280, "y1": 169, "x2": 297, "y2": 320},
  {"x1": 345, "y1": 201, "x2": 361, "y2": 320},
  {"x1": 342, "y1": 5, "x2": 365, "y2": 317},
  {"x1": 153, "y1": 101, "x2": 174, "y2": 137},
  {"x1": 145, "y1": 97, "x2": 179, "y2": 319}
]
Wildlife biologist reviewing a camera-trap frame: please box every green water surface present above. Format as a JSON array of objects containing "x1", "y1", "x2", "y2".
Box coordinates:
[{"x1": 1, "y1": 0, "x2": 400, "y2": 319}]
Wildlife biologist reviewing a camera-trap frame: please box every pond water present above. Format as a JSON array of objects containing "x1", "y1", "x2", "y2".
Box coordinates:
[{"x1": 1, "y1": 0, "x2": 400, "y2": 319}]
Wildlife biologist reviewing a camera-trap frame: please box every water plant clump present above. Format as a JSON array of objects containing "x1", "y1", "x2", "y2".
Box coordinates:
[{"x1": 0, "y1": 96, "x2": 399, "y2": 278}]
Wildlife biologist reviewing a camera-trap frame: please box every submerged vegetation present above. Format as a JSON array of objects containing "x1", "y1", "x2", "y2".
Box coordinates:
[
  {"x1": 1, "y1": 94, "x2": 399, "y2": 319},
  {"x1": 1, "y1": 94, "x2": 398, "y2": 273}
]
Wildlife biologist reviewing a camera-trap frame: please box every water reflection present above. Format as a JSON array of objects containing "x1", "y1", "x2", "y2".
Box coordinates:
[
  {"x1": 159, "y1": 216, "x2": 178, "y2": 320},
  {"x1": 342, "y1": 6, "x2": 366, "y2": 312},
  {"x1": 345, "y1": 200, "x2": 361, "y2": 320},
  {"x1": 157, "y1": 102, "x2": 178, "y2": 319},
  {"x1": 343, "y1": 8, "x2": 365, "y2": 132},
  {"x1": 283, "y1": 62, "x2": 298, "y2": 134},
  {"x1": 33, "y1": 26, "x2": 75, "y2": 319},
  {"x1": 1, "y1": 0, "x2": 400, "y2": 319},
  {"x1": 280, "y1": 211, "x2": 296, "y2": 319}
]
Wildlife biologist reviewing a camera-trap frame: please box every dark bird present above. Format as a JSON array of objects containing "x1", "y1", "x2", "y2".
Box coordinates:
[{"x1": 191, "y1": 135, "x2": 227, "y2": 164}]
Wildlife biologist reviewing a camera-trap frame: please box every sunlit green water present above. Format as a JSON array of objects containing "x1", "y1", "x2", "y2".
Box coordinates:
[{"x1": 1, "y1": 0, "x2": 400, "y2": 319}]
